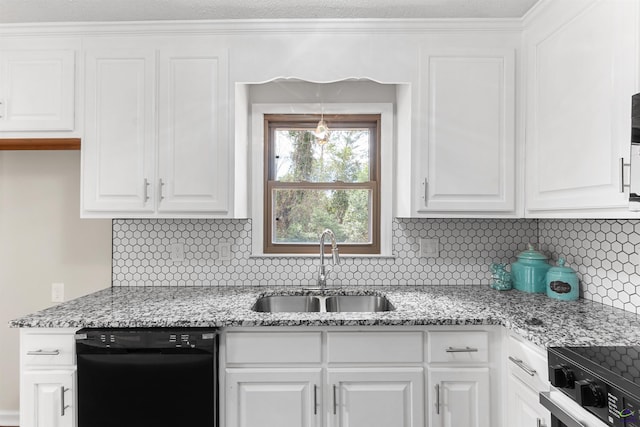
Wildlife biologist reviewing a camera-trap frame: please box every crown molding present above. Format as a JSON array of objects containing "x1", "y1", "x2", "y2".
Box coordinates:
[{"x1": 0, "y1": 18, "x2": 525, "y2": 37}]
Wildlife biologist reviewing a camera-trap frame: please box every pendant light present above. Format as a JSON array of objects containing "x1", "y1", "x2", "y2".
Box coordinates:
[{"x1": 312, "y1": 112, "x2": 330, "y2": 145}]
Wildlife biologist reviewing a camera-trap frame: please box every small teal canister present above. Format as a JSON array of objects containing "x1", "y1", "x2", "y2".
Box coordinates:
[
  {"x1": 490, "y1": 263, "x2": 512, "y2": 291},
  {"x1": 546, "y1": 258, "x2": 579, "y2": 301},
  {"x1": 511, "y1": 244, "x2": 551, "y2": 293}
]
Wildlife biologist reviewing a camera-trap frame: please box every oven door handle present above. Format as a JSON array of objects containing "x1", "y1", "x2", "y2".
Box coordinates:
[{"x1": 539, "y1": 392, "x2": 586, "y2": 427}]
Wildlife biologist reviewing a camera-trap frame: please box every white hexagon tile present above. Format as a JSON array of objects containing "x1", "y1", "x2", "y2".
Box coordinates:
[
  {"x1": 112, "y1": 218, "x2": 640, "y2": 314},
  {"x1": 538, "y1": 219, "x2": 640, "y2": 314}
]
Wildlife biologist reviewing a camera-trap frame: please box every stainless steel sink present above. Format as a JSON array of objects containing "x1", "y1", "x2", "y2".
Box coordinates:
[
  {"x1": 325, "y1": 295, "x2": 394, "y2": 312},
  {"x1": 252, "y1": 295, "x2": 321, "y2": 312},
  {"x1": 252, "y1": 294, "x2": 394, "y2": 313}
]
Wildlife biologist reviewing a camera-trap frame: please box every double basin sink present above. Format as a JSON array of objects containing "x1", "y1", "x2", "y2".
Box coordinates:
[{"x1": 252, "y1": 294, "x2": 394, "y2": 313}]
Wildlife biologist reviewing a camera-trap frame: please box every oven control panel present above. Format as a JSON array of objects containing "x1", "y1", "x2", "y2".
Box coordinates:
[{"x1": 548, "y1": 354, "x2": 626, "y2": 426}]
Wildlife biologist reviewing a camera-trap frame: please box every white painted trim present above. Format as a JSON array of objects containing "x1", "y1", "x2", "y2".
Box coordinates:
[
  {"x1": 250, "y1": 102, "x2": 394, "y2": 257},
  {"x1": 394, "y1": 84, "x2": 413, "y2": 217},
  {"x1": 0, "y1": 409, "x2": 19, "y2": 426},
  {"x1": 521, "y1": 0, "x2": 553, "y2": 26},
  {"x1": 0, "y1": 18, "x2": 524, "y2": 37}
]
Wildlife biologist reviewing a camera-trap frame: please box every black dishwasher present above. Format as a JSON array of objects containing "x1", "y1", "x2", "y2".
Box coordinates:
[{"x1": 75, "y1": 328, "x2": 218, "y2": 427}]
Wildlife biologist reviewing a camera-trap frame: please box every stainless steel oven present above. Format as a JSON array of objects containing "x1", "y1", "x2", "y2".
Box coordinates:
[
  {"x1": 540, "y1": 390, "x2": 608, "y2": 427},
  {"x1": 544, "y1": 346, "x2": 640, "y2": 427},
  {"x1": 75, "y1": 328, "x2": 218, "y2": 427}
]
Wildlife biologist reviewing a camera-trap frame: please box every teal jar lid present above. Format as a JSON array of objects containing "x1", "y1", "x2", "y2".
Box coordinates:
[
  {"x1": 547, "y1": 258, "x2": 574, "y2": 274},
  {"x1": 516, "y1": 244, "x2": 548, "y2": 260}
]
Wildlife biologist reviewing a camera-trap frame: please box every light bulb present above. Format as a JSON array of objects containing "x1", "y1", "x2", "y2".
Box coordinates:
[{"x1": 313, "y1": 119, "x2": 330, "y2": 141}]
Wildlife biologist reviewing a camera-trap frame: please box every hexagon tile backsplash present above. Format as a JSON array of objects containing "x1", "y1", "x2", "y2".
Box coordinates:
[
  {"x1": 538, "y1": 219, "x2": 640, "y2": 314},
  {"x1": 112, "y1": 218, "x2": 640, "y2": 314}
]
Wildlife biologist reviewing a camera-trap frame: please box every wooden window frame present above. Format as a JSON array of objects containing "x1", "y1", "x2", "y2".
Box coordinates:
[{"x1": 264, "y1": 114, "x2": 381, "y2": 255}]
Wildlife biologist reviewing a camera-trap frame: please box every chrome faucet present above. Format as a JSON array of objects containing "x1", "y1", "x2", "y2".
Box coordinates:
[{"x1": 318, "y1": 229, "x2": 340, "y2": 288}]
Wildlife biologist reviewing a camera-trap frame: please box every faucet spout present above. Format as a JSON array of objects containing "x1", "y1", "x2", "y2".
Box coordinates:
[{"x1": 318, "y1": 229, "x2": 340, "y2": 288}]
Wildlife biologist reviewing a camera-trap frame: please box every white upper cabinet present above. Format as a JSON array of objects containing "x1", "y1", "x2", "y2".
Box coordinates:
[
  {"x1": 82, "y1": 46, "x2": 156, "y2": 214},
  {"x1": 524, "y1": 0, "x2": 640, "y2": 217},
  {"x1": 11, "y1": 11, "x2": 640, "y2": 218},
  {"x1": 81, "y1": 38, "x2": 229, "y2": 218},
  {"x1": 416, "y1": 47, "x2": 516, "y2": 216},
  {"x1": 157, "y1": 46, "x2": 229, "y2": 213},
  {"x1": 0, "y1": 48, "x2": 75, "y2": 132}
]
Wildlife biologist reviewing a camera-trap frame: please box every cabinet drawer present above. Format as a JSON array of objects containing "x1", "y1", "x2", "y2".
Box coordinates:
[
  {"x1": 428, "y1": 331, "x2": 489, "y2": 363},
  {"x1": 226, "y1": 332, "x2": 322, "y2": 364},
  {"x1": 507, "y1": 334, "x2": 549, "y2": 392},
  {"x1": 327, "y1": 331, "x2": 423, "y2": 363},
  {"x1": 22, "y1": 333, "x2": 75, "y2": 366}
]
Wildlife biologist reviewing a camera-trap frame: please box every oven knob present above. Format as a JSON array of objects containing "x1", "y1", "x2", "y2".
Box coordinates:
[
  {"x1": 549, "y1": 365, "x2": 575, "y2": 388},
  {"x1": 576, "y1": 380, "x2": 606, "y2": 407}
]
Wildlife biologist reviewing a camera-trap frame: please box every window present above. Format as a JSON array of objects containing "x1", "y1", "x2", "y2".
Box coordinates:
[{"x1": 264, "y1": 114, "x2": 381, "y2": 254}]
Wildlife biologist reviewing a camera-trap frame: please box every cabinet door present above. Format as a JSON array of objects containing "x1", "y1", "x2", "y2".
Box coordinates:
[
  {"x1": 508, "y1": 376, "x2": 550, "y2": 427},
  {"x1": 21, "y1": 369, "x2": 75, "y2": 427},
  {"x1": 417, "y1": 48, "x2": 515, "y2": 213},
  {"x1": 327, "y1": 368, "x2": 424, "y2": 427},
  {"x1": 82, "y1": 48, "x2": 156, "y2": 213},
  {"x1": 0, "y1": 49, "x2": 75, "y2": 131},
  {"x1": 226, "y1": 368, "x2": 322, "y2": 427},
  {"x1": 157, "y1": 46, "x2": 229, "y2": 213},
  {"x1": 524, "y1": 0, "x2": 639, "y2": 215},
  {"x1": 428, "y1": 367, "x2": 490, "y2": 427}
]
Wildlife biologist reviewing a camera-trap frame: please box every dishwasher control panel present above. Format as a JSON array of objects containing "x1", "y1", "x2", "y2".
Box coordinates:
[{"x1": 75, "y1": 328, "x2": 217, "y2": 351}]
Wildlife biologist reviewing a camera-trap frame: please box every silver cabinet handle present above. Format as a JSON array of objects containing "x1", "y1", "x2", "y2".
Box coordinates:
[
  {"x1": 159, "y1": 178, "x2": 165, "y2": 201},
  {"x1": 423, "y1": 178, "x2": 428, "y2": 204},
  {"x1": 0, "y1": 99, "x2": 4, "y2": 119},
  {"x1": 61, "y1": 386, "x2": 70, "y2": 416},
  {"x1": 143, "y1": 178, "x2": 150, "y2": 202},
  {"x1": 27, "y1": 349, "x2": 60, "y2": 356},
  {"x1": 537, "y1": 418, "x2": 546, "y2": 427},
  {"x1": 313, "y1": 385, "x2": 318, "y2": 415},
  {"x1": 446, "y1": 346, "x2": 478, "y2": 353},
  {"x1": 435, "y1": 384, "x2": 440, "y2": 414},
  {"x1": 509, "y1": 356, "x2": 537, "y2": 376},
  {"x1": 333, "y1": 384, "x2": 338, "y2": 415}
]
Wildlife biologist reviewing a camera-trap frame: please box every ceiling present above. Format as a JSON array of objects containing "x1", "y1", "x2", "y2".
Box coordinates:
[{"x1": 0, "y1": 0, "x2": 541, "y2": 24}]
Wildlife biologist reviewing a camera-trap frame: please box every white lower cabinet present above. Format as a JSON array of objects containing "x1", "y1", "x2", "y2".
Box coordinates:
[
  {"x1": 225, "y1": 368, "x2": 322, "y2": 427},
  {"x1": 427, "y1": 368, "x2": 490, "y2": 427},
  {"x1": 22, "y1": 370, "x2": 76, "y2": 427},
  {"x1": 225, "y1": 367, "x2": 424, "y2": 427},
  {"x1": 327, "y1": 368, "x2": 424, "y2": 427},
  {"x1": 223, "y1": 329, "x2": 427, "y2": 427},
  {"x1": 20, "y1": 329, "x2": 78, "y2": 427},
  {"x1": 223, "y1": 327, "x2": 501, "y2": 427},
  {"x1": 506, "y1": 333, "x2": 550, "y2": 427},
  {"x1": 508, "y1": 375, "x2": 550, "y2": 427},
  {"x1": 18, "y1": 326, "x2": 505, "y2": 427}
]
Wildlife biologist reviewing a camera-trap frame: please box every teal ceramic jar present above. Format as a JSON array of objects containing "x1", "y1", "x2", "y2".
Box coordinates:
[
  {"x1": 546, "y1": 258, "x2": 579, "y2": 301},
  {"x1": 511, "y1": 244, "x2": 550, "y2": 293}
]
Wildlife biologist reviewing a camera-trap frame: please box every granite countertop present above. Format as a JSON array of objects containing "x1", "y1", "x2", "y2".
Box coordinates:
[{"x1": 9, "y1": 285, "x2": 640, "y2": 348}]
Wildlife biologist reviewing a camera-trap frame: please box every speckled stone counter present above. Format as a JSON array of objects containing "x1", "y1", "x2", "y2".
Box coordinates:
[{"x1": 9, "y1": 285, "x2": 640, "y2": 348}]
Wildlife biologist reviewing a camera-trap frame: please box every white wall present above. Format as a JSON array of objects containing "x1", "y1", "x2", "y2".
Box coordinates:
[{"x1": 0, "y1": 150, "x2": 111, "y2": 422}]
